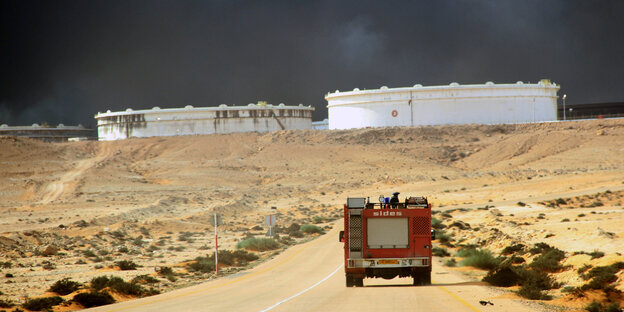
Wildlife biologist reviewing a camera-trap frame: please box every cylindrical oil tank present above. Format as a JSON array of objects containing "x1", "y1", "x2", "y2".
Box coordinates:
[
  {"x1": 325, "y1": 80, "x2": 560, "y2": 130},
  {"x1": 94, "y1": 103, "x2": 314, "y2": 141}
]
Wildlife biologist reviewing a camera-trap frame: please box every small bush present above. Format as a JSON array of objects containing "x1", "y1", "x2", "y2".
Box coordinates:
[
  {"x1": 431, "y1": 218, "x2": 446, "y2": 229},
  {"x1": 458, "y1": 249, "x2": 500, "y2": 270},
  {"x1": 22, "y1": 296, "x2": 64, "y2": 311},
  {"x1": 444, "y1": 258, "x2": 457, "y2": 267},
  {"x1": 436, "y1": 230, "x2": 453, "y2": 246},
  {"x1": 132, "y1": 275, "x2": 159, "y2": 284},
  {"x1": 517, "y1": 285, "x2": 551, "y2": 300},
  {"x1": 91, "y1": 276, "x2": 111, "y2": 291},
  {"x1": 0, "y1": 299, "x2": 15, "y2": 308},
  {"x1": 433, "y1": 247, "x2": 450, "y2": 257},
  {"x1": 585, "y1": 301, "x2": 621, "y2": 312},
  {"x1": 561, "y1": 218, "x2": 570, "y2": 222},
  {"x1": 300, "y1": 224, "x2": 324, "y2": 234},
  {"x1": 517, "y1": 201, "x2": 526, "y2": 207},
  {"x1": 589, "y1": 251, "x2": 605, "y2": 259},
  {"x1": 581, "y1": 262, "x2": 624, "y2": 291},
  {"x1": 107, "y1": 277, "x2": 145, "y2": 296},
  {"x1": 187, "y1": 256, "x2": 215, "y2": 273},
  {"x1": 157, "y1": 266, "x2": 174, "y2": 276},
  {"x1": 312, "y1": 216, "x2": 324, "y2": 224},
  {"x1": 530, "y1": 248, "x2": 566, "y2": 272},
  {"x1": 501, "y1": 244, "x2": 525, "y2": 255},
  {"x1": 529, "y1": 242, "x2": 555, "y2": 255},
  {"x1": 73, "y1": 292, "x2": 115, "y2": 308},
  {"x1": 49, "y1": 278, "x2": 82, "y2": 295},
  {"x1": 116, "y1": 260, "x2": 138, "y2": 270},
  {"x1": 483, "y1": 265, "x2": 521, "y2": 287},
  {"x1": 236, "y1": 237, "x2": 280, "y2": 251}
]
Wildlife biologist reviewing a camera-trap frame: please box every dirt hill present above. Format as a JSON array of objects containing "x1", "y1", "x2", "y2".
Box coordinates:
[{"x1": 1, "y1": 119, "x2": 623, "y2": 310}]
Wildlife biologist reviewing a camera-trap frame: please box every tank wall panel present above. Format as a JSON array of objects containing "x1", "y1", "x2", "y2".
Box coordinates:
[
  {"x1": 326, "y1": 83, "x2": 559, "y2": 129},
  {"x1": 95, "y1": 107, "x2": 313, "y2": 140}
]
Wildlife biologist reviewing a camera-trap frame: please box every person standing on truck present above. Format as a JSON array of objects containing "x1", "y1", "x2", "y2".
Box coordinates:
[{"x1": 390, "y1": 192, "x2": 400, "y2": 208}]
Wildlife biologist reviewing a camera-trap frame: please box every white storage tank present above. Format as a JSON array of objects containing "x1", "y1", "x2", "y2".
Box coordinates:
[
  {"x1": 94, "y1": 102, "x2": 314, "y2": 141},
  {"x1": 325, "y1": 80, "x2": 560, "y2": 129}
]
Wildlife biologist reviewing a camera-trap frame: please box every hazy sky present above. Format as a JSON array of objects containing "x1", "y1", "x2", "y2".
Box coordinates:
[{"x1": 2, "y1": 0, "x2": 623, "y2": 127}]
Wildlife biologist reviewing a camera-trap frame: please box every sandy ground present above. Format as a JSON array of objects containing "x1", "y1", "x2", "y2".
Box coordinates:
[{"x1": 1, "y1": 119, "x2": 623, "y2": 311}]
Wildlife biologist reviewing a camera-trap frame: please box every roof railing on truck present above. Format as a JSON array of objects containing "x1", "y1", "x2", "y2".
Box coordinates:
[{"x1": 346, "y1": 196, "x2": 428, "y2": 209}]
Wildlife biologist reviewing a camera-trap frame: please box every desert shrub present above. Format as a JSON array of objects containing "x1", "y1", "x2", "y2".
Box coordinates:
[
  {"x1": 585, "y1": 301, "x2": 621, "y2": 312},
  {"x1": 187, "y1": 255, "x2": 215, "y2": 273},
  {"x1": 300, "y1": 224, "x2": 324, "y2": 234},
  {"x1": 132, "y1": 275, "x2": 159, "y2": 284},
  {"x1": 517, "y1": 201, "x2": 526, "y2": 207},
  {"x1": 431, "y1": 218, "x2": 446, "y2": 229},
  {"x1": 0, "y1": 261, "x2": 12, "y2": 268},
  {"x1": 312, "y1": 216, "x2": 324, "y2": 224},
  {"x1": 107, "y1": 277, "x2": 145, "y2": 296},
  {"x1": 444, "y1": 258, "x2": 457, "y2": 267},
  {"x1": 588, "y1": 201, "x2": 604, "y2": 208},
  {"x1": 501, "y1": 244, "x2": 525, "y2": 255},
  {"x1": 0, "y1": 299, "x2": 15, "y2": 308},
  {"x1": 581, "y1": 262, "x2": 624, "y2": 291},
  {"x1": 510, "y1": 255, "x2": 526, "y2": 264},
  {"x1": 459, "y1": 249, "x2": 500, "y2": 270},
  {"x1": 22, "y1": 296, "x2": 64, "y2": 311},
  {"x1": 49, "y1": 278, "x2": 82, "y2": 295},
  {"x1": 449, "y1": 221, "x2": 470, "y2": 230},
  {"x1": 555, "y1": 198, "x2": 567, "y2": 205},
  {"x1": 519, "y1": 267, "x2": 558, "y2": 290},
  {"x1": 432, "y1": 247, "x2": 450, "y2": 257},
  {"x1": 517, "y1": 285, "x2": 551, "y2": 300},
  {"x1": 217, "y1": 250, "x2": 259, "y2": 266},
  {"x1": 157, "y1": 266, "x2": 174, "y2": 276},
  {"x1": 483, "y1": 265, "x2": 521, "y2": 287},
  {"x1": 436, "y1": 230, "x2": 453, "y2": 246},
  {"x1": 116, "y1": 260, "x2": 138, "y2": 270},
  {"x1": 455, "y1": 246, "x2": 477, "y2": 257},
  {"x1": 561, "y1": 218, "x2": 570, "y2": 222},
  {"x1": 589, "y1": 251, "x2": 605, "y2": 259},
  {"x1": 89, "y1": 275, "x2": 145, "y2": 295},
  {"x1": 236, "y1": 237, "x2": 280, "y2": 251},
  {"x1": 91, "y1": 276, "x2": 112, "y2": 291},
  {"x1": 530, "y1": 248, "x2": 566, "y2": 272},
  {"x1": 578, "y1": 264, "x2": 593, "y2": 276},
  {"x1": 83, "y1": 250, "x2": 97, "y2": 257},
  {"x1": 73, "y1": 292, "x2": 115, "y2": 308},
  {"x1": 529, "y1": 242, "x2": 555, "y2": 255},
  {"x1": 282, "y1": 223, "x2": 304, "y2": 238}
]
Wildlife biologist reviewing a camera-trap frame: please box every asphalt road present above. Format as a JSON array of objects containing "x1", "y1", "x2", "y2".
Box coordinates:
[{"x1": 87, "y1": 224, "x2": 538, "y2": 312}]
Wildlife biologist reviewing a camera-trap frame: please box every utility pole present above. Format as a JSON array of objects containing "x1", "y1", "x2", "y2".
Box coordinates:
[
  {"x1": 214, "y1": 213, "x2": 219, "y2": 274},
  {"x1": 562, "y1": 94, "x2": 567, "y2": 120}
]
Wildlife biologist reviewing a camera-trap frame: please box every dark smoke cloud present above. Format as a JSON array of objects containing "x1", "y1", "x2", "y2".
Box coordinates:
[{"x1": 2, "y1": 0, "x2": 623, "y2": 127}]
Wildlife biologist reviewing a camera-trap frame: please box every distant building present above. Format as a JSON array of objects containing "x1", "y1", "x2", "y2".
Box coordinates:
[
  {"x1": 325, "y1": 80, "x2": 560, "y2": 129},
  {"x1": 94, "y1": 103, "x2": 315, "y2": 141},
  {"x1": 0, "y1": 124, "x2": 95, "y2": 142}
]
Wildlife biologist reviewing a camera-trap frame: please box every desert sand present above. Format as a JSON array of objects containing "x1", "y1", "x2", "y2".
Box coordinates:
[{"x1": 1, "y1": 119, "x2": 623, "y2": 311}]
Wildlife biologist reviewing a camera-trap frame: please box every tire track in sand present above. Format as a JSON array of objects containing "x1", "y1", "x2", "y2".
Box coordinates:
[{"x1": 38, "y1": 143, "x2": 114, "y2": 205}]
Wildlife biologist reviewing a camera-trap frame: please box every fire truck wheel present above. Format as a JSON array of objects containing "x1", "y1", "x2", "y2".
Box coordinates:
[
  {"x1": 423, "y1": 273, "x2": 431, "y2": 285},
  {"x1": 346, "y1": 275, "x2": 353, "y2": 287},
  {"x1": 355, "y1": 277, "x2": 364, "y2": 287}
]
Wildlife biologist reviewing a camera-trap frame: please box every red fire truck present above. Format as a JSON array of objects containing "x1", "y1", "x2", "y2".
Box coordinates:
[{"x1": 339, "y1": 195, "x2": 434, "y2": 287}]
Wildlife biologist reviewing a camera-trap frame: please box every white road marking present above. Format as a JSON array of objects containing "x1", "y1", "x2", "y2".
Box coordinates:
[{"x1": 259, "y1": 264, "x2": 344, "y2": 312}]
